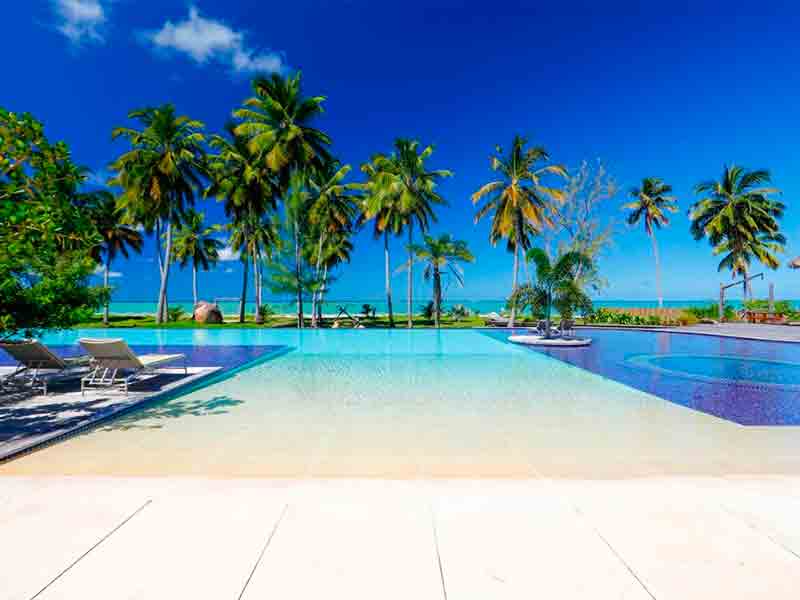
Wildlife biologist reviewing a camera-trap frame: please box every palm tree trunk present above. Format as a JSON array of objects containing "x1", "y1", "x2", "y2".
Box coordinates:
[
  {"x1": 407, "y1": 225, "x2": 413, "y2": 328},
  {"x1": 311, "y1": 234, "x2": 325, "y2": 328},
  {"x1": 192, "y1": 263, "x2": 198, "y2": 308},
  {"x1": 103, "y1": 256, "x2": 110, "y2": 326},
  {"x1": 239, "y1": 257, "x2": 249, "y2": 324},
  {"x1": 384, "y1": 230, "x2": 394, "y2": 328},
  {"x1": 433, "y1": 267, "x2": 441, "y2": 328},
  {"x1": 295, "y1": 223, "x2": 304, "y2": 329},
  {"x1": 651, "y1": 231, "x2": 663, "y2": 308},
  {"x1": 523, "y1": 251, "x2": 532, "y2": 286},
  {"x1": 156, "y1": 220, "x2": 173, "y2": 324},
  {"x1": 508, "y1": 243, "x2": 519, "y2": 328},
  {"x1": 318, "y1": 264, "x2": 328, "y2": 321},
  {"x1": 254, "y1": 250, "x2": 263, "y2": 325}
]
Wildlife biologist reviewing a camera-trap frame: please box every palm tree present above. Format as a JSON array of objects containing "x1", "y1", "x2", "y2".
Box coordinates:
[
  {"x1": 472, "y1": 135, "x2": 566, "y2": 327},
  {"x1": 365, "y1": 139, "x2": 452, "y2": 328},
  {"x1": 207, "y1": 125, "x2": 278, "y2": 324},
  {"x1": 511, "y1": 249, "x2": 593, "y2": 338},
  {"x1": 86, "y1": 190, "x2": 143, "y2": 325},
  {"x1": 307, "y1": 160, "x2": 359, "y2": 326},
  {"x1": 690, "y1": 165, "x2": 785, "y2": 298},
  {"x1": 111, "y1": 104, "x2": 207, "y2": 323},
  {"x1": 233, "y1": 72, "x2": 331, "y2": 189},
  {"x1": 171, "y1": 209, "x2": 223, "y2": 308},
  {"x1": 623, "y1": 177, "x2": 677, "y2": 308},
  {"x1": 285, "y1": 170, "x2": 313, "y2": 327},
  {"x1": 359, "y1": 155, "x2": 405, "y2": 327},
  {"x1": 407, "y1": 234, "x2": 474, "y2": 328},
  {"x1": 311, "y1": 228, "x2": 354, "y2": 321}
]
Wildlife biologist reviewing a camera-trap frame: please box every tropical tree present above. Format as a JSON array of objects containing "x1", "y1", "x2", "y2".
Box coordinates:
[
  {"x1": 510, "y1": 249, "x2": 593, "y2": 338},
  {"x1": 233, "y1": 72, "x2": 331, "y2": 188},
  {"x1": 308, "y1": 228, "x2": 354, "y2": 321},
  {"x1": 363, "y1": 139, "x2": 452, "y2": 328},
  {"x1": 307, "y1": 160, "x2": 359, "y2": 326},
  {"x1": 359, "y1": 155, "x2": 405, "y2": 327},
  {"x1": 111, "y1": 104, "x2": 207, "y2": 323},
  {"x1": 472, "y1": 135, "x2": 567, "y2": 327},
  {"x1": 171, "y1": 209, "x2": 223, "y2": 308},
  {"x1": 406, "y1": 234, "x2": 474, "y2": 328},
  {"x1": 207, "y1": 125, "x2": 278, "y2": 323},
  {"x1": 623, "y1": 177, "x2": 677, "y2": 308},
  {"x1": 1, "y1": 108, "x2": 107, "y2": 340},
  {"x1": 85, "y1": 190, "x2": 143, "y2": 325},
  {"x1": 233, "y1": 73, "x2": 332, "y2": 327},
  {"x1": 690, "y1": 165, "x2": 785, "y2": 298}
]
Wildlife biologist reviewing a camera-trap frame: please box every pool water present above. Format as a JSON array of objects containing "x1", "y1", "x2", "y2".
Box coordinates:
[{"x1": 2, "y1": 328, "x2": 800, "y2": 478}]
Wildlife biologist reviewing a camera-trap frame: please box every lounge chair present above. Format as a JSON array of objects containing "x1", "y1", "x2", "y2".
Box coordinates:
[
  {"x1": 484, "y1": 312, "x2": 510, "y2": 327},
  {"x1": 0, "y1": 340, "x2": 90, "y2": 395},
  {"x1": 79, "y1": 338, "x2": 186, "y2": 395},
  {"x1": 559, "y1": 319, "x2": 575, "y2": 337}
]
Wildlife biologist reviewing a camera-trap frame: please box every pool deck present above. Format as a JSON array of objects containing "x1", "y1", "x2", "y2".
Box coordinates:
[
  {"x1": 0, "y1": 366, "x2": 220, "y2": 463},
  {"x1": 3, "y1": 475, "x2": 800, "y2": 599},
  {"x1": 669, "y1": 323, "x2": 800, "y2": 343}
]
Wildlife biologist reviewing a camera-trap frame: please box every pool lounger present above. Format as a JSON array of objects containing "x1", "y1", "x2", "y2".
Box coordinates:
[
  {"x1": 0, "y1": 340, "x2": 90, "y2": 396},
  {"x1": 79, "y1": 338, "x2": 187, "y2": 395}
]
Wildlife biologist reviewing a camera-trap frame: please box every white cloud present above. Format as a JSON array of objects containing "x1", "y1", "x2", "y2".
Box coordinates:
[
  {"x1": 52, "y1": 0, "x2": 107, "y2": 45},
  {"x1": 218, "y1": 245, "x2": 240, "y2": 261},
  {"x1": 93, "y1": 265, "x2": 122, "y2": 278},
  {"x1": 144, "y1": 6, "x2": 285, "y2": 74}
]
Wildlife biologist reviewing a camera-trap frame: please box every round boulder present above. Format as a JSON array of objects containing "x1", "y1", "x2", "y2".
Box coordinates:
[{"x1": 194, "y1": 301, "x2": 224, "y2": 324}]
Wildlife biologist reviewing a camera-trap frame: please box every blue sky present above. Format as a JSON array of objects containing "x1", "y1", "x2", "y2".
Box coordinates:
[{"x1": 8, "y1": 2, "x2": 800, "y2": 303}]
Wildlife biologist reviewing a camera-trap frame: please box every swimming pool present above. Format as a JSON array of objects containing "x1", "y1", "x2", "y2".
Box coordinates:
[{"x1": 2, "y1": 328, "x2": 799, "y2": 477}]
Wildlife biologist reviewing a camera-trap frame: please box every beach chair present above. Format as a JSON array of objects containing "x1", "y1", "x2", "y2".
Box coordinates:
[
  {"x1": 0, "y1": 340, "x2": 90, "y2": 395},
  {"x1": 79, "y1": 338, "x2": 187, "y2": 395},
  {"x1": 484, "y1": 312, "x2": 510, "y2": 327},
  {"x1": 559, "y1": 319, "x2": 575, "y2": 337}
]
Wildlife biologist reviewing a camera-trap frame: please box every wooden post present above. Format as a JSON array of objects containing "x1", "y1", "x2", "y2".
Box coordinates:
[
  {"x1": 769, "y1": 282, "x2": 775, "y2": 313},
  {"x1": 719, "y1": 283, "x2": 724, "y2": 321}
]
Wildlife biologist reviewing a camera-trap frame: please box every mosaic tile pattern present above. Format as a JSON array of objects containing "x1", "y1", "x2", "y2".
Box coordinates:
[{"x1": 487, "y1": 328, "x2": 800, "y2": 426}]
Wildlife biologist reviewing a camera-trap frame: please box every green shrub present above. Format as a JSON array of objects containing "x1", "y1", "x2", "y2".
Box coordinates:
[
  {"x1": 420, "y1": 301, "x2": 435, "y2": 319},
  {"x1": 258, "y1": 304, "x2": 276, "y2": 320},
  {"x1": 167, "y1": 306, "x2": 186, "y2": 322},
  {"x1": 744, "y1": 299, "x2": 793, "y2": 314},
  {"x1": 361, "y1": 304, "x2": 376, "y2": 319},
  {"x1": 686, "y1": 303, "x2": 736, "y2": 321},
  {"x1": 448, "y1": 304, "x2": 470, "y2": 320}
]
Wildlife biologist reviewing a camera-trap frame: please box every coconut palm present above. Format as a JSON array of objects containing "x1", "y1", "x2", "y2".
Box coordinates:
[
  {"x1": 623, "y1": 177, "x2": 677, "y2": 308},
  {"x1": 285, "y1": 170, "x2": 313, "y2": 327},
  {"x1": 233, "y1": 72, "x2": 331, "y2": 190},
  {"x1": 207, "y1": 125, "x2": 278, "y2": 323},
  {"x1": 472, "y1": 135, "x2": 567, "y2": 326},
  {"x1": 690, "y1": 165, "x2": 785, "y2": 298},
  {"x1": 85, "y1": 190, "x2": 143, "y2": 325},
  {"x1": 511, "y1": 249, "x2": 593, "y2": 338},
  {"x1": 111, "y1": 104, "x2": 207, "y2": 323},
  {"x1": 407, "y1": 234, "x2": 474, "y2": 328},
  {"x1": 171, "y1": 209, "x2": 223, "y2": 308},
  {"x1": 307, "y1": 160, "x2": 359, "y2": 326},
  {"x1": 358, "y1": 155, "x2": 405, "y2": 327},
  {"x1": 366, "y1": 139, "x2": 452, "y2": 328},
  {"x1": 309, "y1": 228, "x2": 355, "y2": 321}
]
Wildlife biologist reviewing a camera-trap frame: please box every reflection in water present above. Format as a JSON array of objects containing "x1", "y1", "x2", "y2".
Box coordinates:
[{"x1": 101, "y1": 395, "x2": 244, "y2": 431}]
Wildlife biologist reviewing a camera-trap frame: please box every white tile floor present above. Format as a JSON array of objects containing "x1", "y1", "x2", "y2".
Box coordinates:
[{"x1": 3, "y1": 476, "x2": 800, "y2": 599}]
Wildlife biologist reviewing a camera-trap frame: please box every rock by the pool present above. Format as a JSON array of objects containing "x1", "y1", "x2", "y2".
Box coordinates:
[{"x1": 194, "y1": 301, "x2": 223, "y2": 324}]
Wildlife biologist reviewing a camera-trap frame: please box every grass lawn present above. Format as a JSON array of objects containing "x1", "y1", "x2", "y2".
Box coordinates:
[{"x1": 75, "y1": 314, "x2": 540, "y2": 329}]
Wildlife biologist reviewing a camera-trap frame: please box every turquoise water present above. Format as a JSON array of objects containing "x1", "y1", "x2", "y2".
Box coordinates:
[
  {"x1": 100, "y1": 298, "x2": 771, "y2": 316},
  {"x1": 8, "y1": 328, "x2": 736, "y2": 478}
]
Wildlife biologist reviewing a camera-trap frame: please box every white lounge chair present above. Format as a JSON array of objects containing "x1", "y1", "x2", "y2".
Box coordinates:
[
  {"x1": 484, "y1": 312, "x2": 511, "y2": 327},
  {"x1": 79, "y1": 338, "x2": 186, "y2": 395},
  {"x1": 0, "y1": 340, "x2": 90, "y2": 395}
]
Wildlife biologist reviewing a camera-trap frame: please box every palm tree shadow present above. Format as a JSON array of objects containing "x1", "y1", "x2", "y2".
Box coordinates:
[{"x1": 99, "y1": 395, "x2": 245, "y2": 431}]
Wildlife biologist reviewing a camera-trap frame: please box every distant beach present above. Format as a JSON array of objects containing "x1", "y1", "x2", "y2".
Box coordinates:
[{"x1": 99, "y1": 298, "x2": 780, "y2": 317}]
